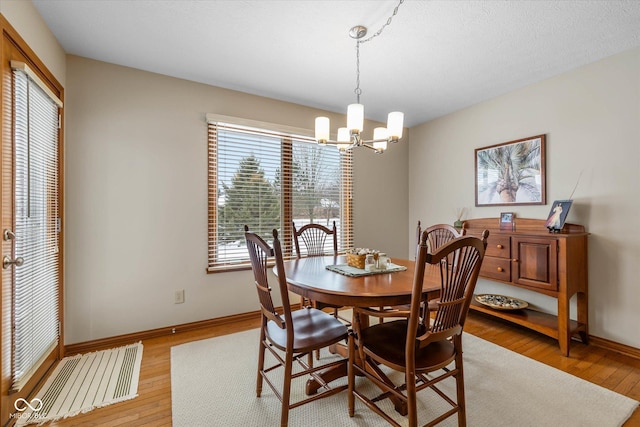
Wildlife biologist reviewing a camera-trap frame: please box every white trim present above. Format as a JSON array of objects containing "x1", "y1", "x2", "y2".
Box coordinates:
[
  {"x1": 205, "y1": 113, "x2": 313, "y2": 139},
  {"x1": 10, "y1": 61, "x2": 63, "y2": 108}
]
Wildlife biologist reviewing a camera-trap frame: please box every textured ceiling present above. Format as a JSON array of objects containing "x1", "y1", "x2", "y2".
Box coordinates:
[{"x1": 33, "y1": 0, "x2": 640, "y2": 127}]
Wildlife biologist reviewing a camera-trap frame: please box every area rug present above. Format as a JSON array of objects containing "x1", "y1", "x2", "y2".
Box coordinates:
[
  {"x1": 15, "y1": 342, "x2": 143, "y2": 426},
  {"x1": 171, "y1": 329, "x2": 637, "y2": 427}
]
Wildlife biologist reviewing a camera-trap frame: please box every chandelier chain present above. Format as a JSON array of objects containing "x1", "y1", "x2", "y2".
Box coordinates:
[
  {"x1": 355, "y1": 41, "x2": 362, "y2": 103},
  {"x1": 359, "y1": 0, "x2": 405, "y2": 45},
  {"x1": 353, "y1": 0, "x2": 405, "y2": 103}
]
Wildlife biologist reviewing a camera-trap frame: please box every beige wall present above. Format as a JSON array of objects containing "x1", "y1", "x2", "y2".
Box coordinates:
[
  {"x1": 409, "y1": 47, "x2": 640, "y2": 348},
  {"x1": 0, "y1": 0, "x2": 66, "y2": 86},
  {"x1": 63, "y1": 56, "x2": 409, "y2": 344}
]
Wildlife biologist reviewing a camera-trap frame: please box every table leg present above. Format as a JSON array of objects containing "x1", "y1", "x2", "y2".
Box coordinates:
[
  {"x1": 304, "y1": 311, "x2": 408, "y2": 415},
  {"x1": 362, "y1": 356, "x2": 408, "y2": 415},
  {"x1": 305, "y1": 340, "x2": 350, "y2": 395},
  {"x1": 305, "y1": 362, "x2": 348, "y2": 395},
  {"x1": 305, "y1": 311, "x2": 365, "y2": 395}
]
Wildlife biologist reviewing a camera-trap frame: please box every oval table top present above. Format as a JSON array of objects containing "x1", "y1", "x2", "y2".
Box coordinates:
[{"x1": 275, "y1": 255, "x2": 441, "y2": 308}]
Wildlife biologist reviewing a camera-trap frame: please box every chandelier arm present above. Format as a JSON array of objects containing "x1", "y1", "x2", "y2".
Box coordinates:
[
  {"x1": 319, "y1": 137, "x2": 389, "y2": 144},
  {"x1": 360, "y1": 143, "x2": 384, "y2": 154},
  {"x1": 316, "y1": 135, "x2": 389, "y2": 155}
]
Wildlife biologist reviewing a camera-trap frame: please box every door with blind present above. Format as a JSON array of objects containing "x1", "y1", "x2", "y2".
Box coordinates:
[
  {"x1": 1, "y1": 22, "x2": 64, "y2": 423},
  {"x1": 10, "y1": 61, "x2": 61, "y2": 389}
]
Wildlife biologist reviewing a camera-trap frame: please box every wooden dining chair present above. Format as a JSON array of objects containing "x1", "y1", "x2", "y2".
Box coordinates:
[
  {"x1": 424, "y1": 223, "x2": 465, "y2": 253},
  {"x1": 244, "y1": 226, "x2": 349, "y2": 427},
  {"x1": 387, "y1": 221, "x2": 465, "y2": 320},
  {"x1": 424, "y1": 223, "x2": 466, "y2": 311},
  {"x1": 292, "y1": 221, "x2": 348, "y2": 328},
  {"x1": 292, "y1": 221, "x2": 338, "y2": 258},
  {"x1": 414, "y1": 222, "x2": 463, "y2": 257},
  {"x1": 348, "y1": 229, "x2": 489, "y2": 427}
]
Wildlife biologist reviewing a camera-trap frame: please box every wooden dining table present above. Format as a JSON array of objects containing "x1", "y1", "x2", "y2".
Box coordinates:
[
  {"x1": 274, "y1": 254, "x2": 442, "y2": 414},
  {"x1": 278, "y1": 254, "x2": 441, "y2": 309}
]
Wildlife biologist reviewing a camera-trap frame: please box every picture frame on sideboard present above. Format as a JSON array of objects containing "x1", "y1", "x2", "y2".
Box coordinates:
[
  {"x1": 500, "y1": 212, "x2": 515, "y2": 230},
  {"x1": 545, "y1": 200, "x2": 573, "y2": 232}
]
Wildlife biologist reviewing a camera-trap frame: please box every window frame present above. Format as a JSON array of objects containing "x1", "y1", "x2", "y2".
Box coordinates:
[{"x1": 206, "y1": 114, "x2": 353, "y2": 273}]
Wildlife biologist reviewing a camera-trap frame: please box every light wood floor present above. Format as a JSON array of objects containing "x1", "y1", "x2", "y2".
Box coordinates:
[{"x1": 45, "y1": 312, "x2": 640, "y2": 427}]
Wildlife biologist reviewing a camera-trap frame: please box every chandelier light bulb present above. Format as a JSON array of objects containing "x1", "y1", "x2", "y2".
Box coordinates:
[
  {"x1": 373, "y1": 127, "x2": 389, "y2": 153},
  {"x1": 347, "y1": 104, "x2": 364, "y2": 134},
  {"x1": 337, "y1": 127, "x2": 350, "y2": 151},
  {"x1": 387, "y1": 112, "x2": 404, "y2": 141},
  {"x1": 373, "y1": 127, "x2": 388, "y2": 141},
  {"x1": 337, "y1": 127, "x2": 350, "y2": 142},
  {"x1": 315, "y1": 117, "x2": 330, "y2": 143}
]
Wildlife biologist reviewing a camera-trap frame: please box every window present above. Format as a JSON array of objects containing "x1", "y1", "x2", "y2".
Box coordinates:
[{"x1": 207, "y1": 115, "x2": 353, "y2": 272}]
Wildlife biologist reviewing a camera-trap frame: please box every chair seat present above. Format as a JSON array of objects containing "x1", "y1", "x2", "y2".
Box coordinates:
[
  {"x1": 360, "y1": 320, "x2": 455, "y2": 371},
  {"x1": 267, "y1": 308, "x2": 348, "y2": 353}
]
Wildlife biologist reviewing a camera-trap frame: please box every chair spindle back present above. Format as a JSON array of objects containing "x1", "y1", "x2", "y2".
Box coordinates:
[
  {"x1": 410, "y1": 230, "x2": 488, "y2": 350},
  {"x1": 425, "y1": 223, "x2": 465, "y2": 253},
  {"x1": 244, "y1": 225, "x2": 291, "y2": 329},
  {"x1": 292, "y1": 221, "x2": 338, "y2": 258}
]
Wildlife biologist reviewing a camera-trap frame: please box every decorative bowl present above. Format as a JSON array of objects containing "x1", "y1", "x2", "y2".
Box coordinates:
[{"x1": 475, "y1": 294, "x2": 529, "y2": 311}]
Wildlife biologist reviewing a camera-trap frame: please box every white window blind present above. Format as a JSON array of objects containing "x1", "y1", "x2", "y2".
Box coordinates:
[
  {"x1": 11, "y1": 67, "x2": 60, "y2": 391},
  {"x1": 207, "y1": 118, "x2": 353, "y2": 271}
]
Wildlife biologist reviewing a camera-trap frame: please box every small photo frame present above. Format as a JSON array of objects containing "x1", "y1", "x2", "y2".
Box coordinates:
[
  {"x1": 500, "y1": 212, "x2": 514, "y2": 230},
  {"x1": 545, "y1": 200, "x2": 573, "y2": 232}
]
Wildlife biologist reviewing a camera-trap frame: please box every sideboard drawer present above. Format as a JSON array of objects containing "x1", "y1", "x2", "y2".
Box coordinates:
[
  {"x1": 480, "y1": 257, "x2": 511, "y2": 281},
  {"x1": 485, "y1": 235, "x2": 511, "y2": 258}
]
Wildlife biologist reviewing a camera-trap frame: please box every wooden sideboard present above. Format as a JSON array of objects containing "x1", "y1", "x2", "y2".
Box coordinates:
[{"x1": 462, "y1": 218, "x2": 589, "y2": 356}]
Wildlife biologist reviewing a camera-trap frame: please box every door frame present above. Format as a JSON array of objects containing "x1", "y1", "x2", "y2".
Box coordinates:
[{"x1": 0, "y1": 15, "x2": 64, "y2": 425}]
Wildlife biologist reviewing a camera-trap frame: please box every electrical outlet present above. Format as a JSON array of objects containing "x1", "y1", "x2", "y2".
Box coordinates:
[{"x1": 174, "y1": 289, "x2": 185, "y2": 304}]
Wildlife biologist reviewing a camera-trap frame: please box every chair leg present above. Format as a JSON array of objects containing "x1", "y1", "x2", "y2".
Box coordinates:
[
  {"x1": 406, "y1": 370, "x2": 418, "y2": 427},
  {"x1": 347, "y1": 332, "x2": 355, "y2": 417},
  {"x1": 257, "y1": 329, "x2": 266, "y2": 397},
  {"x1": 455, "y1": 351, "x2": 466, "y2": 427},
  {"x1": 280, "y1": 352, "x2": 294, "y2": 427}
]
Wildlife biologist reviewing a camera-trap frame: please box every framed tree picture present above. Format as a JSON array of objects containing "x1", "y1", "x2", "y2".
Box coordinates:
[{"x1": 475, "y1": 135, "x2": 546, "y2": 206}]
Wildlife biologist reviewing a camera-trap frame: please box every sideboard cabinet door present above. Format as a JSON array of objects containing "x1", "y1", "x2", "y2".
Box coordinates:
[{"x1": 512, "y1": 236, "x2": 558, "y2": 293}]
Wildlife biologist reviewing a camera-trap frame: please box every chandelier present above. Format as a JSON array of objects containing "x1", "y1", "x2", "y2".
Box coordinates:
[{"x1": 315, "y1": 0, "x2": 405, "y2": 154}]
